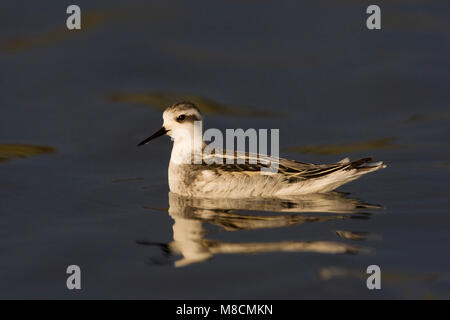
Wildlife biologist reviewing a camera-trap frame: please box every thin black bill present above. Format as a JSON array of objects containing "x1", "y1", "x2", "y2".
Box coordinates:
[{"x1": 137, "y1": 127, "x2": 168, "y2": 146}]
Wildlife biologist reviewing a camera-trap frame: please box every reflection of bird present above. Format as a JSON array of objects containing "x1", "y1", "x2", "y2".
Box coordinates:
[
  {"x1": 137, "y1": 102, "x2": 386, "y2": 198},
  {"x1": 138, "y1": 192, "x2": 373, "y2": 267}
]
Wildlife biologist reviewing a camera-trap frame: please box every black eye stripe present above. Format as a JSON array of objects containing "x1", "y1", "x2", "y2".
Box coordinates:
[{"x1": 175, "y1": 114, "x2": 201, "y2": 122}]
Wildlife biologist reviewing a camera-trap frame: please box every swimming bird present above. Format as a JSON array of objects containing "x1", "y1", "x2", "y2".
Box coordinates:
[{"x1": 137, "y1": 102, "x2": 386, "y2": 198}]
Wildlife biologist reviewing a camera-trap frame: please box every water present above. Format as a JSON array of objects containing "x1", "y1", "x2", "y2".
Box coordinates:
[{"x1": 1, "y1": 0, "x2": 449, "y2": 299}]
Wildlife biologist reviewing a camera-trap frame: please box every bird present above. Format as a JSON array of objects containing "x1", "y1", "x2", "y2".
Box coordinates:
[{"x1": 137, "y1": 102, "x2": 386, "y2": 198}]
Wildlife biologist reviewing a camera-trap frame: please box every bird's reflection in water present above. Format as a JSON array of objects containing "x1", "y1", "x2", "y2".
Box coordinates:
[{"x1": 139, "y1": 192, "x2": 379, "y2": 267}]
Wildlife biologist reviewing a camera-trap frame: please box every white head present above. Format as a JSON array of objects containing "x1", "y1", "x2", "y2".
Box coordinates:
[
  {"x1": 162, "y1": 102, "x2": 202, "y2": 139},
  {"x1": 137, "y1": 102, "x2": 203, "y2": 156}
]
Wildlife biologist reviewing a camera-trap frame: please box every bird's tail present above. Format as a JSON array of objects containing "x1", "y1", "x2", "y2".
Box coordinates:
[
  {"x1": 345, "y1": 157, "x2": 387, "y2": 174},
  {"x1": 306, "y1": 157, "x2": 386, "y2": 193}
]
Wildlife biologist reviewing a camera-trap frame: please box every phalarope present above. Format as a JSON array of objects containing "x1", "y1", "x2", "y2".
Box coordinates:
[{"x1": 137, "y1": 102, "x2": 386, "y2": 198}]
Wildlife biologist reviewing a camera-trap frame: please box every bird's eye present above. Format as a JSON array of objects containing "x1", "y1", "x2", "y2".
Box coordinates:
[{"x1": 177, "y1": 114, "x2": 186, "y2": 122}]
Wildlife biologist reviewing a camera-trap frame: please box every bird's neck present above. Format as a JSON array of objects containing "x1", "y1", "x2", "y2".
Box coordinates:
[{"x1": 170, "y1": 134, "x2": 204, "y2": 165}]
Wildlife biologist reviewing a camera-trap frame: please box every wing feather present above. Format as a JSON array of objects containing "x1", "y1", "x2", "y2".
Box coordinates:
[{"x1": 199, "y1": 149, "x2": 374, "y2": 182}]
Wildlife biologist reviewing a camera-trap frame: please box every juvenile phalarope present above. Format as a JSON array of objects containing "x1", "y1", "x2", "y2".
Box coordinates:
[{"x1": 137, "y1": 102, "x2": 386, "y2": 198}]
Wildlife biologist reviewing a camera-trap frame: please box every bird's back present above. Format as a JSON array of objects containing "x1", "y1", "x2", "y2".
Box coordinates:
[{"x1": 168, "y1": 150, "x2": 386, "y2": 198}]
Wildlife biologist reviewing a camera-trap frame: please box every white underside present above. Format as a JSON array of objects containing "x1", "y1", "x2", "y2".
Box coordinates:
[
  {"x1": 166, "y1": 133, "x2": 385, "y2": 198},
  {"x1": 168, "y1": 161, "x2": 385, "y2": 199}
]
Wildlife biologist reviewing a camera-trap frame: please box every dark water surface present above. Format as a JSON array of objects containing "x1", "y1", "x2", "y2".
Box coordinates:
[{"x1": 1, "y1": 1, "x2": 449, "y2": 299}]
